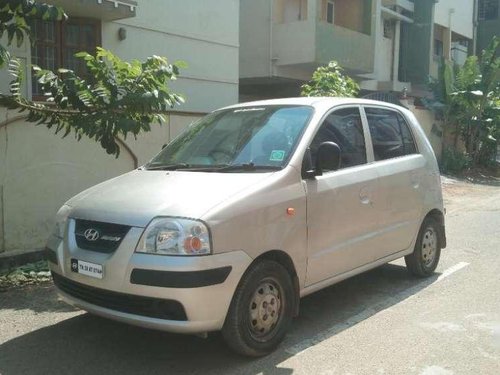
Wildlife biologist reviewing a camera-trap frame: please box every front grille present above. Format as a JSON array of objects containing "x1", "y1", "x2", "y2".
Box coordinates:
[
  {"x1": 75, "y1": 219, "x2": 130, "y2": 253},
  {"x1": 52, "y1": 272, "x2": 187, "y2": 321}
]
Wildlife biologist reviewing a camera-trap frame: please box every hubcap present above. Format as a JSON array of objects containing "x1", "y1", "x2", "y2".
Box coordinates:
[
  {"x1": 421, "y1": 228, "x2": 437, "y2": 267},
  {"x1": 248, "y1": 280, "x2": 282, "y2": 339}
]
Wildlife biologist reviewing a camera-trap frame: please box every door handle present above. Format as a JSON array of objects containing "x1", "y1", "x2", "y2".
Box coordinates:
[
  {"x1": 360, "y1": 196, "x2": 371, "y2": 205},
  {"x1": 410, "y1": 171, "x2": 420, "y2": 188},
  {"x1": 359, "y1": 186, "x2": 371, "y2": 205}
]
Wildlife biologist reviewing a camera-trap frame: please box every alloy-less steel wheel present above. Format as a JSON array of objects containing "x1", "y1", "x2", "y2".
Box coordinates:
[
  {"x1": 405, "y1": 217, "x2": 441, "y2": 277},
  {"x1": 222, "y1": 260, "x2": 294, "y2": 357}
]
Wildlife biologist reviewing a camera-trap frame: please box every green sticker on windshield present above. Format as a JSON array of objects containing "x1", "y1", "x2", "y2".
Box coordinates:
[{"x1": 270, "y1": 150, "x2": 285, "y2": 162}]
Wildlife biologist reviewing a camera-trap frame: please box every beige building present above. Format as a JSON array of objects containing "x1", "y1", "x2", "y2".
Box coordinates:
[
  {"x1": 0, "y1": 0, "x2": 239, "y2": 254},
  {"x1": 240, "y1": 0, "x2": 476, "y2": 99}
]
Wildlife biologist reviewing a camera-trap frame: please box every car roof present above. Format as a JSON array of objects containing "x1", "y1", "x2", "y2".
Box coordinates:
[{"x1": 220, "y1": 97, "x2": 408, "y2": 112}]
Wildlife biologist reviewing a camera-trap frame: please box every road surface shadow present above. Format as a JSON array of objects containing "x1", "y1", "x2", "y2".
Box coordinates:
[{"x1": 0, "y1": 263, "x2": 439, "y2": 375}]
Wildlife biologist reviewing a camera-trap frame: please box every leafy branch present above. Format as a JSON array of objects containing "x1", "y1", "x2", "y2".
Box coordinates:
[
  {"x1": 301, "y1": 61, "x2": 359, "y2": 98},
  {"x1": 0, "y1": 49, "x2": 185, "y2": 156},
  {"x1": 425, "y1": 36, "x2": 500, "y2": 167},
  {"x1": 0, "y1": 1, "x2": 185, "y2": 156}
]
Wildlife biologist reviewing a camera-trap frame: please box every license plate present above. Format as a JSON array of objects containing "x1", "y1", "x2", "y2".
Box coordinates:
[{"x1": 70, "y1": 259, "x2": 103, "y2": 279}]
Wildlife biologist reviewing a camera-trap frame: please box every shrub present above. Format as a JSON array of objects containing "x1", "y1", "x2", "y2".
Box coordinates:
[{"x1": 440, "y1": 148, "x2": 472, "y2": 175}]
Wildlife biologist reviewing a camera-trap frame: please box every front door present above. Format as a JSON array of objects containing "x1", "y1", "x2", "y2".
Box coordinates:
[{"x1": 305, "y1": 106, "x2": 380, "y2": 287}]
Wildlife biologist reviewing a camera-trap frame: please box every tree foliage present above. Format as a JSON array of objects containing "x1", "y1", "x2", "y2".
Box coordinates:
[
  {"x1": 301, "y1": 61, "x2": 359, "y2": 98},
  {"x1": 427, "y1": 37, "x2": 500, "y2": 167},
  {"x1": 0, "y1": 1, "x2": 185, "y2": 157},
  {"x1": 0, "y1": 0, "x2": 66, "y2": 67},
  {"x1": 0, "y1": 49, "x2": 184, "y2": 156}
]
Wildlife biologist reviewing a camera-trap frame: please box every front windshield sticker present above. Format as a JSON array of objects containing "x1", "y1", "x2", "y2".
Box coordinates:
[{"x1": 270, "y1": 150, "x2": 286, "y2": 162}]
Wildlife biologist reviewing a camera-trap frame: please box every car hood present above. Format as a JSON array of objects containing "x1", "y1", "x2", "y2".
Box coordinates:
[{"x1": 66, "y1": 169, "x2": 273, "y2": 227}]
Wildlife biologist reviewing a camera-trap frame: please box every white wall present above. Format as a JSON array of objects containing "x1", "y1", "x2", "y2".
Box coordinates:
[
  {"x1": 377, "y1": 35, "x2": 393, "y2": 81},
  {"x1": 434, "y1": 0, "x2": 474, "y2": 39},
  {"x1": 104, "y1": 0, "x2": 239, "y2": 113},
  {"x1": 0, "y1": 109, "x2": 204, "y2": 253},
  {"x1": 240, "y1": 0, "x2": 272, "y2": 79},
  {"x1": 0, "y1": 110, "x2": 135, "y2": 252},
  {"x1": 412, "y1": 107, "x2": 443, "y2": 161}
]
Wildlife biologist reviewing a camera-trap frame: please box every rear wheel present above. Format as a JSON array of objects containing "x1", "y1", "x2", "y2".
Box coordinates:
[
  {"x1": 222, "y1": 260, "x2": 294, "y2": 357},
  {"x1": 405, "y1": 217, "x2": 441, "y2": 277}
]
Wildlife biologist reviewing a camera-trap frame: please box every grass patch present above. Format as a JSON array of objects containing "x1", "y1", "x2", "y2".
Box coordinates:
[{"x1": 0, "y1": 260, "x2": 52, "y2": 291}]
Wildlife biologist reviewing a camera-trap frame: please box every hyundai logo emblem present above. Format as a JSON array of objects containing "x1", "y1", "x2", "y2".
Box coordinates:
[{"x1": 84, "y1": 228, "x2": 100, "y2": 241}]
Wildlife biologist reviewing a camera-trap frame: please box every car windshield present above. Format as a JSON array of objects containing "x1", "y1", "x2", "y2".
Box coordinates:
[{"x1": 145, "y1": 105, "x2": 313, "y2": 172}]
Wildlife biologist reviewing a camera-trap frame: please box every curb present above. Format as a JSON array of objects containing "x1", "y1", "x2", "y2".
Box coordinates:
[{"x1": 0, "y1": 248, "x2": 46, "y2": 271}]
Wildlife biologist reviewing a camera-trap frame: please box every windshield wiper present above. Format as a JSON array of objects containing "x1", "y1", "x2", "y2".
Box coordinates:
[
  {"x1": 144, "y1": 163, "x2": 190, "y2": 171},
  {"x1": 144, "y1": 163, "x2": 282, "y2": 172},
  {"x1": 216, "y1": 163, "x2": 282, "y2": 172}
]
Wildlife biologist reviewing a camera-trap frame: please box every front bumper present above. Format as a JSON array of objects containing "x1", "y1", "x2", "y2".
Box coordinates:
[{"x1": 46, "y1": 223, "x2": 252, "y2": 334}]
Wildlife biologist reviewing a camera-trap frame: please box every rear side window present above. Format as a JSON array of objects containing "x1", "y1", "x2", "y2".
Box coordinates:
[
  {"x1": 365, "y1": 108, "x2": 417, "y2": 161},
  {"x1": 310, "y1": 107, "x2": 367, "y2": 170}
]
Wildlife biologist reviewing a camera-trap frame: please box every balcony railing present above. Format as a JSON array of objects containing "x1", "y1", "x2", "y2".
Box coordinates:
[
  {"x1": 46, "y1": 0, "x2": 137, "y2": 21},
  {"x1": 272, "y1": 20, "x2": 374, "y2": 74}
]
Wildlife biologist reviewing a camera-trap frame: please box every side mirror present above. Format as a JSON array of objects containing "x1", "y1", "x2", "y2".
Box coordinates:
[{"x1": 315, "y1": 141, "x2": 341, "y2": 175}]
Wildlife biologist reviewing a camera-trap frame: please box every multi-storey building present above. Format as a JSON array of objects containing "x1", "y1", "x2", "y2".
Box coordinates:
[{"x1": 239, "y1": 0, "x2": 477, "y2": 99}]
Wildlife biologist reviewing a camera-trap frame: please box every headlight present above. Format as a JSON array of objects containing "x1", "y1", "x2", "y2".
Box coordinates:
[
  {"x1": 136, "y1": 217, "x2": 211, "y2": 256},
  {"x1": 52, "y1": 204, "x2": 72, "y2": 239}
]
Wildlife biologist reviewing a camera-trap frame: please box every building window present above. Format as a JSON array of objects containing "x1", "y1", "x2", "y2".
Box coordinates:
[
  {"x1": 31, "y1": 18, "x2": 101, "y2": 98},
  {"x1": 479, "y1": 0, "x2": 499, "y2": 21},
  {"x1": 322, "y1": 0, "x2": 335, "y2": 24}
]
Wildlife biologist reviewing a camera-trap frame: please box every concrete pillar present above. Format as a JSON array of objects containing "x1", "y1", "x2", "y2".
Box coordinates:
[
  {"x1": 443, "y1": 26, "x2": 452, "y2": 60},
  {"x1": 371, "y1": 0, "x2": 383, "y2": 79},
  {"x1": 406, "y1": 0, "x2": 435, "y2": 84},
  {"x1": 393, "y1": 20, "x2": 401, "y2": 83}
]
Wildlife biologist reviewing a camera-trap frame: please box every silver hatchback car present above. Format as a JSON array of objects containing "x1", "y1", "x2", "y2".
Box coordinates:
[{"x1": 47, "y1": 98, "x2": 446, "y2": 356}]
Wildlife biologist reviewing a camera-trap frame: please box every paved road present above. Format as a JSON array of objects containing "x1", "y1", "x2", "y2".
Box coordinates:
[{"x1": 1, "y1": 179, "x2": 499, "y2": 375}]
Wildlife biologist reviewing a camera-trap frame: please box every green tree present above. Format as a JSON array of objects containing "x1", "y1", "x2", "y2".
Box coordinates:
[
  {"x1": 456, "y1": 38, "x2": 500, "y2": 165},
  {"x1": 301, "y1": 61, "x2": 359, "y2": 98},
  {"x1": 0, "y1": 1, "x2": 184, "y2": 156},
  {"x1": 427, "y1": 37, "x2": 500, "y2": 167}
]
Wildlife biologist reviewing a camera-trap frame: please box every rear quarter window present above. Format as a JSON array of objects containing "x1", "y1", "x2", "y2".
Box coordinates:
[{"x1": 364, "y1": 107, "x2": 417, "y2": 161}]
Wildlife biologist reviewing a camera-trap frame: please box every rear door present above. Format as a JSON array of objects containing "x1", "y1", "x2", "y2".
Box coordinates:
[
  {"x1": 304, "y1": 106, "x2": 380, "y2": 286},
  {"x1": 363, "y1": 106, "x2": 425, "y2": 258}
]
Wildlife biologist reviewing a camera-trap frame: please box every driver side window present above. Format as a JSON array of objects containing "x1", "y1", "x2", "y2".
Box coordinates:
[{"x1": 309, "y1": 107, "x2": 367, "y2": 171}]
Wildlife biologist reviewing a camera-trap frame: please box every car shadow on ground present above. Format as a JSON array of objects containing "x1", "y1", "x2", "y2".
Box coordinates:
[{"x1": 0, "y1": 263, "x2": 439, "y2": 375}]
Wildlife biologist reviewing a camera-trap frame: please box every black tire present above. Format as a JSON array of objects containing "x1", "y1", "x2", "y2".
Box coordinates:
[
  {"x1": 222, "y1": 260, "x2": 295, "y2": 357},
  {"x1": 405, "y1": 217, "x2": 442, "y2": 277}
]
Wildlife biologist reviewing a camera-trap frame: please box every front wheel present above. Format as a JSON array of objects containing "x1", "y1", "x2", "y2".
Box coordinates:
[
  {"x1": 405, "y1": 217, "x2": 441, "y2": 277},
  {"x1": 222, "y1": 260, "x2": 295, "y2": 357}
]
